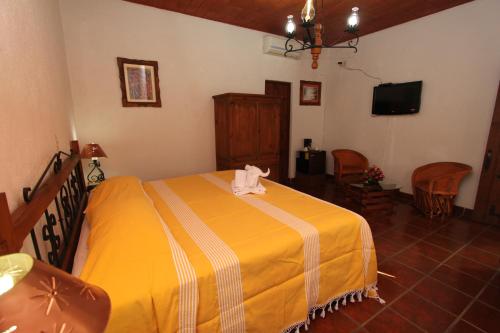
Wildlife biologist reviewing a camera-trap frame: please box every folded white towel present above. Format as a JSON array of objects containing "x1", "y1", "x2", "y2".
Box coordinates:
[
  {"x1": 231, "y1": 166, "x2": 270, "y2": 196},
  {"x1": 234, "y1": 169, "x2": 247, "y2": 188}
]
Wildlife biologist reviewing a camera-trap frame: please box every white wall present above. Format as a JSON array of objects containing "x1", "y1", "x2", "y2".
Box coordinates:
[
  {"x1": 59, "y1": 0, "x2": 330, "y2": 181},
  {"x1": 323, "y1": 0, "x2": 500, "y2": 208},
  {"x1": 0, "y1": 0, "x2": 75, "y2": 211}
]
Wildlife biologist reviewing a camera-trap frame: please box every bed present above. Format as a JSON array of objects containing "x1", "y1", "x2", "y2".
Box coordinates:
[{"x1": 0, "y1": 141, "x2": 380, "y2": 333}]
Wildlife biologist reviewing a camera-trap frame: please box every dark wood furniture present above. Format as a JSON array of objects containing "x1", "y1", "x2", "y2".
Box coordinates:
[
  {"x1": 0, "y1": 141, "x2": 87, "y2": 272},
  {"x1": 347, "y1": 183, "x2": 401, "y2": 216},
  {"x1": 213, "y1": 93, "x2": 281, "y2": 181},
  {"x1": 295, "y1": 150, "x2": 326, "y2": 189},
  {"x1": 296, "y1": 150, "x2": 326, "y2": 175},
  {"x1": 412, "y1": 162, "x2": 472, "y2": 218},
  {"x1": 474, "y1": 81, "x2": 500, "y2": 223}
]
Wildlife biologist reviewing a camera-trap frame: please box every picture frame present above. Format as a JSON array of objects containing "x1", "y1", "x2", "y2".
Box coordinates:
[
  {"x1": 300, "y1": 80, "x2": 322, "y2": 106},
  {"x1": 117, "y1": 57, "x2": 162, "y2": 107}
]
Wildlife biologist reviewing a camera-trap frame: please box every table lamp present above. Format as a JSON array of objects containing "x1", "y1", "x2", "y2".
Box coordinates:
[
  {"x1": 80, "y1": 143, "x2": 107, "y2": 185},
  {"x1": 0, "y1": 253, "x2": 110, "y2": 333}
]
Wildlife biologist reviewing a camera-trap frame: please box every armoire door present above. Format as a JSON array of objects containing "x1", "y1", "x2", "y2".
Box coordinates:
[
  {"x1": 229, "y1": 101, "x2": 259, "y2": 162},
  {"x1": 258, "y1": 101, "x2": 280, "y2": 161}
]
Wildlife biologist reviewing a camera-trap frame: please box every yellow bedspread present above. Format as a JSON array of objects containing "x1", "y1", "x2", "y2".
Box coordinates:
[{"x1": 81, "y1": 171, "x2": 378, "y2": 333}]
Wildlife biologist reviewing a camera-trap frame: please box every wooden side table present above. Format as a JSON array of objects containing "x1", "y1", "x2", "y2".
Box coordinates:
[
  {"x1": 295, "y1": 150, "x2": 326, "y2": 189},
  {"x1": 347, "y1": 183, "x2": 401, "y2": 216}
]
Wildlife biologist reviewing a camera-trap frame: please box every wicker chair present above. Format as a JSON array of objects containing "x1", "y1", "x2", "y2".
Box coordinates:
[
  {"x1": 412, "y1": 162, "x2": 472, "y2": 218},
  {"x1": 331, "y1": 149, "x2": 369, "y2": 185}
]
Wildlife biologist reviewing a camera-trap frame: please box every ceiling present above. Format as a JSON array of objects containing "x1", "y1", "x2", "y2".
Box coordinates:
[{"x1": 124, "y1": 0, "x2": 472, "y2": 43}]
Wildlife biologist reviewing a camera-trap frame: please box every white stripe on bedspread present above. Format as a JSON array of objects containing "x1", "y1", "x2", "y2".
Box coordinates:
[
  {"x1": 269, "y1": 179, "x2": 374, "y2": 286},
  {"x1": 143, "y1": 186, "x2": 199, "y2": 332},
  {"x1": 150, "y1": 181, "x2": 246, "y2": 333},
  {"x1": 156, "y1": 212, "x2": 199, "y2": 332},
  {"x1": 201, "y1": 173, "x2": 321, "y2": 310}
]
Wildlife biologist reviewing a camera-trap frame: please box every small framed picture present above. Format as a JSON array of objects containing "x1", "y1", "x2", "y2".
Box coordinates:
[
  {"x1": 300, "y1": 80, "x2": 322, "y2": 106},
  {"x1": 117, "y1": 57, "x2": 162, "y2": 107}
]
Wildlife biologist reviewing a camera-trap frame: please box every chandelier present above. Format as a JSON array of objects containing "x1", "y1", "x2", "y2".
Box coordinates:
[{"x1": 284, "y1": 0, "x2": 360, "y2": 69}]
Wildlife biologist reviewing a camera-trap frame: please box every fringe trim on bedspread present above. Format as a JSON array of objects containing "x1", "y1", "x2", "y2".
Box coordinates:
[{"x1": 281, "y1": 284, "x2": 384, "y2": 333}]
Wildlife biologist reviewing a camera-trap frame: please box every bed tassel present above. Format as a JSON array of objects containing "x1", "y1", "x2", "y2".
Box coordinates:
[
  {"x1": 350, "y1": 293, "x2": 355, "y2": 303},
  {"x1": 342, "y1": 296, "x2": 347, "y2": 306},
  {"x1": 357, "y1": 292, "x2": 362, "y2": 302},
  {"x1": 334, "y1": 300, "x2": 339, "y2": 311},
  {"x1": 320, "y1": 307, "x2": 326, "y2": 318},
  {"x1": 311, "y1": 309, "x2": 316, "y2": 320},
  {"x1": 327, "y1": 302, "x2": 333, "y2": 313}
]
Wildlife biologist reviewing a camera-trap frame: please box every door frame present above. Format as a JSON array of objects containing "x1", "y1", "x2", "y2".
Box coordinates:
[
  {"x1": 265, "y1": 80, "x2": 291, "y2": 183},
  {"x1": 473, "y1": 81, "x2": 500, "y2": 222}
]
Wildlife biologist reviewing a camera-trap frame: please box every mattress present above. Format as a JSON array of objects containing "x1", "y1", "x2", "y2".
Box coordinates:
[
  {"x1": 79, "y1": 171, "x2": 379, "y2": 333},
  {"x1": 72, "y1": 217, "x2": 89, "y2": 276}
]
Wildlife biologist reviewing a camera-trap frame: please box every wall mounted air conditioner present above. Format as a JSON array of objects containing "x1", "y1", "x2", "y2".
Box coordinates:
[{"x1": 263, "y1": 35, "x2": 302, "y2": 59}]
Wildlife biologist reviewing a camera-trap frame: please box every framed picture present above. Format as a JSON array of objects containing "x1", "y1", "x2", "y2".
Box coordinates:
[
  {"x1": 300, "y1": 80, "x2": 322, "y2": 106},
  {"x1": 117, "y1": 57, "x2": 162, "y2": 107}
]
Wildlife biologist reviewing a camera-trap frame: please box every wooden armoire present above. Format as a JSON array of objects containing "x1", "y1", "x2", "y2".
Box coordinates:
[{"x1": 213, "y1": 93, "x2": 281, "y2": 181}]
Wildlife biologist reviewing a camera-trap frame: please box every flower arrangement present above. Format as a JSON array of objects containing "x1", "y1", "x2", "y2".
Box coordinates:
[{"x1": 365, "y1": 165, "x2": 384, "y2": 185}]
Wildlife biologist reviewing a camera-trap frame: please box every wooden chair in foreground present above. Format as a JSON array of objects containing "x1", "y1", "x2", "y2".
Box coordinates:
[
  {"x1": 331, "y1": 149, "x2": 369, "y2": 187},
  {"x1": 412, "y1": 162, "x2": 472, "y2": 218}
]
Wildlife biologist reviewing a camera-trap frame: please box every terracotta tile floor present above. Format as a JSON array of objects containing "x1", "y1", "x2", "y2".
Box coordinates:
[{"x1": 291, "y1": 180, "x2": 500, "y2": 333}]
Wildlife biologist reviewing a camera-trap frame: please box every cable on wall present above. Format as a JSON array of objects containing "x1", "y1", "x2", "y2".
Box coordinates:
[{"x1": 337, "y1": 61, "x2": 383, "y2": 84}]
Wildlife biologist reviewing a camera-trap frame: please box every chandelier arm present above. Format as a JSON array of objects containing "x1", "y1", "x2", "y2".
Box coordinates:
[
  {"x1": 347, "y1": 34, "x2": 360, "y2": 47},
  {"x1": 284, "y1": 37, "x2": 311, "y2": 56}
]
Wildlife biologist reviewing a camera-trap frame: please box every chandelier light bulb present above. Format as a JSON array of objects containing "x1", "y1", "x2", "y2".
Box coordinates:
[
  {"x1": 301, "y1": 0, "x2": 316, "y2": 23},
  {"x1": 285, "y1": 15, "x2": 296, "y2": 35},
  {"x1": 347, "y1": 7, "x2": 360, "y2": 29}
]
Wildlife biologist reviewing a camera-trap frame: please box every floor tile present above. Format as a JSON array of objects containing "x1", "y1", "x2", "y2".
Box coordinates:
[
  {"x1": 394, "y1": 249, "x2": 441, "y2": 274},
  {"x1": 490, "y1": 274, "x2": 500, "y2": 288},
  {"x1": 463, "y1": 301, "x2": 500, "y2": 333},
  {"x1": 413, "y1": 277, "x2": 472, "y2": 315},
  {"x1": 379, "y1": 260, "x2": 424, "y2": 288},
  {"x1": 470, "y1": 234, "x2": 500, "y2": 256},
  {"x1": 374, "y1": 237, "x2": 407, "y2": 258},
  {"x1": 364, "y1": 308, "x2": 424, "y2": 333},
  {"x1": 457, "y1": 245, "x2": 500, "y2": 269},
  {"x1": 391, "y1": 292, "x2": 456, "y2": 333},
  {"x1": 431, "y1": 265, "x2": 485, "y2": 297},
  {"x1": 342, "y1": 298, "x2": 385, "y2": 325},
  {"x1": 403, "y1": 240, "x2": 452, "y2": 262},
  {"x1": 308, "y1": 309, "x2": 359, "y2": 333},
  {"x1": 395, "y1": 224, "x2": 434, "y2": 238},
  {"x1": 376, "y1": 274, "x2": 406, "y2": 303},
  {"x1": 424, "y1": 233, "x2": 464, "y2": 251},
  {"x1": 378, "y1": 229, "x2": 418, "y2": 244},
  {"x1": 448, "y1": 320, "x2": 485, "y2": 333},
  {"x1": 436, "y1": 222, "x2": 485, "y2": 242},
  {"x1": 478, "y1": 283, "x2": 500, "y2": 310},
  {"x1": 444, "y1": 254, "x2": 496, "y2": 282}
]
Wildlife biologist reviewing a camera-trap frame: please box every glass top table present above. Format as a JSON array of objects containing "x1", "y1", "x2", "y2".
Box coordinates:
[{"x1": 350, "y1": 183, "x2": 401, "y2": 191}]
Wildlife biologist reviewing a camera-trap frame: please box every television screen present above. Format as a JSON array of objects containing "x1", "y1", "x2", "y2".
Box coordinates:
[{"x1": 372, "y1": 81, "x2": 422, "y2": 115}]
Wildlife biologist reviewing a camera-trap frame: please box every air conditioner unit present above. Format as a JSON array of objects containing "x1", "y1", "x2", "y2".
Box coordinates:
[{"x1": 263, "y1": 35, "x2": 302, "y2": 59}]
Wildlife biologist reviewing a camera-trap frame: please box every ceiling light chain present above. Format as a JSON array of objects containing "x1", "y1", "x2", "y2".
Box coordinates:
[{"x1": 284, "y1": 1, "x2": 360, "y2": 69}]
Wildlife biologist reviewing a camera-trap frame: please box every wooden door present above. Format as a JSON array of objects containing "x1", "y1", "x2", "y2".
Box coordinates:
[
  {"x1": 229, "y1": 100, "x2": 259, "y2": 162},
  {"x1": 258, "y1": 100, "x2": 280, "y2": 161},
  {"x1": 474, "y1": 82, "x2": 500, "y2": 224},
  {"x1": 265, "y1": 80, "x2": 291, "y2": 182}
]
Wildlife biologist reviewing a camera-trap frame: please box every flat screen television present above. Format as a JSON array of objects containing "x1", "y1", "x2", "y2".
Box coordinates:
[{"x1": 372, "y1": 81, "x2": 423, "y2": 115}]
